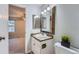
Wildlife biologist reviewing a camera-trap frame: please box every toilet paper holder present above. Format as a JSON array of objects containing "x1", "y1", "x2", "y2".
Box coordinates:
[{"x1": 0, "y1": 37, "x2": 5, "y2": 41}]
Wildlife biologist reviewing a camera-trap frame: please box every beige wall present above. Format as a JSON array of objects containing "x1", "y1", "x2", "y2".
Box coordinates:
[{"x1": 16, "y1": 20, "x2": 25, "y2": 38}]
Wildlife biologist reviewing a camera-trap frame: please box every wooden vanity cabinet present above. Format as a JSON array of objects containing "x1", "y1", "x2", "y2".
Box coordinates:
[{"x1": 31, "y1": 34, "x2": 54, "y2": 54}]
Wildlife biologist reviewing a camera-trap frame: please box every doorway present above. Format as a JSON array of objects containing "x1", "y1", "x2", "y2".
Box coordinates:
[{"x1": 8, "y1": 5, "x2": 25, "y2": 54}]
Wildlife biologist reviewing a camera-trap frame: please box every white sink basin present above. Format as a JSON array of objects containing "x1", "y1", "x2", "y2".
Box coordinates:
[{"x1": 33, "y1": 33, "x2": 52, "y2": 41}]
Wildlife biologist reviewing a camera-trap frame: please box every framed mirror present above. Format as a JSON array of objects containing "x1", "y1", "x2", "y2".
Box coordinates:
[{"x1": 40, "y1": 5, "x2": 56, "y2": 34}]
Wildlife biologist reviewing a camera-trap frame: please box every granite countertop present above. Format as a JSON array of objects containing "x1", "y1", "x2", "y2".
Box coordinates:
[{"x1": 31, "y1": 33, "x2": 53, "y2": 42}]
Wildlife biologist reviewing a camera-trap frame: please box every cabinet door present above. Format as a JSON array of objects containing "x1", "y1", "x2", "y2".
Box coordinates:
[
  {"x1": 32, "y1": 37, "x2": 36, "y2": 53},
  {"x1": 0, "y1": 5, "x2": 8, "y2": 54},
  {"x1": 41, "y1": 39, "x2": 54, "y2": 54},
  {"x1": 32, "y1": 37, "x2": 41, "y2": 54}
]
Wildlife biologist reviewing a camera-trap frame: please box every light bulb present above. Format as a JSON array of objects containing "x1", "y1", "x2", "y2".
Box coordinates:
[
  {"x1": 41, "y1": 12, "x2": 44, "y2": 14},
  {"x1": 44, "y1": 9, "x2": 47, "y2": 12},
  {"x1": 47, "y1": 7, "x2": 50, "y2": 11}
]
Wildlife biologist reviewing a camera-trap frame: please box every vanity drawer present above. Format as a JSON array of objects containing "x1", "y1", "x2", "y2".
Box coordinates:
[{"x1": 32, "y1": 37, "x2": 41, "y2": 53}]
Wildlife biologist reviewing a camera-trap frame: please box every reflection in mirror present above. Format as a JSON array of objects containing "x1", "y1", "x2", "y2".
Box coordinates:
[
  {"x1": 40, "y1": 16, "x2": 46, "y2": 29},
  {"x1": 40, "y1": 5, "x2": 56, "y2": 35},
  {"x1": 40, "y1": 9, "x2": 51, "y2": 32},
  {"x1": 32, "y1": 15, "x2": 40, "y2": 29}
]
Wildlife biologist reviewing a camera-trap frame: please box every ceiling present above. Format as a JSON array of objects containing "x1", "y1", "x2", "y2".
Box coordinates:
[{"x1": 13, "y1": 4, "x2": 43, "y2": 8}]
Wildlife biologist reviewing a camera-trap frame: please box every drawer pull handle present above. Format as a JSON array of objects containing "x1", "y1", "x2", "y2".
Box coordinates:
[{"x1": 42, "y1": 43, "x2": 46, "y2": 49}]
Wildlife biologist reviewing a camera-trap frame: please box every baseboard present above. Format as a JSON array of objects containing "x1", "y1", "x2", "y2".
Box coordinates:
[{"x1": 25, "y1": 50, "x2": 32, "y2": 54}]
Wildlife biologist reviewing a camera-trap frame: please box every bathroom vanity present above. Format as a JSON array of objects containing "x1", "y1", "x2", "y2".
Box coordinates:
[{"x1": 31, "y1": 33, "x2": 54, "y2": 54}]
